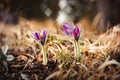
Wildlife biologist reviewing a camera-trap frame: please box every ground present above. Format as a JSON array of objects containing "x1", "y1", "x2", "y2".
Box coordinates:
[{"x1": 0, "y1": 18, "x2": 120, "y2": 80}]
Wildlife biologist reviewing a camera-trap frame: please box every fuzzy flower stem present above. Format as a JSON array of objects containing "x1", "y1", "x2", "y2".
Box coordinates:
[
  {"x1": 74, "y1": 40, "x2": 82, "y2": 62},
  {"x1": 32, "y1": 29, "x2": 48, "y2": 65},
  {"x1": 41, "y1": 45, "x2": 47, "y2": 65}
]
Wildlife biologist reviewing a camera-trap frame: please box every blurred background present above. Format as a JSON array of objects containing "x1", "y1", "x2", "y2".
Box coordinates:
[
  {"x1": 0, "y1": 0, "x2": 97, "y2": 23},
  {"x1": 0, "y1": 0, "x2": 120, "y2": 33}
]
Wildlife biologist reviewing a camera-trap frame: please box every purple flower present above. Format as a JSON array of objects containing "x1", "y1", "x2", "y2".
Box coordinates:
[
  {"x1": 61, "y1": 23, "x2": 73, "y2": 36},
  {"x1": 61, "y1": 23, "x2": 81, "y2": 41},
  {"x1": 32, "y1": 29, "x2": 47, "y2": 45},
  {"x1": 73, "y1": 26, "x2": 81, "y2": 41},
  {"x1": 32, "y1": 31, "x2": 41, "y2": 40}
]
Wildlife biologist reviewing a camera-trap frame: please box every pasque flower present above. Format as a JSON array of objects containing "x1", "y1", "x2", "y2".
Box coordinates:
[
  {"x1": 73, "y1": 26, "x2": 81, "y2": 41},
  {"x1": 62, "y1": 23, "x2": 81, "y2": 41},
  {"x1": 32, "y1": 29, "x2": 48, "y2": 65},
  {"x1": 61, "y1": 23, "x2": 73, "y2": 36},
  {"x1": 32, "y1": 29, "x2": 47, "y2": 45},
  {"x1": 62, "y1": 23, "x2": 82, "y2": 62}
]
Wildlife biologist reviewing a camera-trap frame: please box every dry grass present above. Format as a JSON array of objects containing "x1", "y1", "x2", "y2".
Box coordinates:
[{"x1": 0, "y1": 18, "x2": 120, "y2": 80}]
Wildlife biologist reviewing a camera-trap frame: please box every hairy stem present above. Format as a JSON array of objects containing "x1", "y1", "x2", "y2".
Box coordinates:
[
  {"x1": 74, "y1": 40, "x2": 82, "y2": 62},
  {"x1": 42, "y1": 45, "x2": 47, "y2": 65}
]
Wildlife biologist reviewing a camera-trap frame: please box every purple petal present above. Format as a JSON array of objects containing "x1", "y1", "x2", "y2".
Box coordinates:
[
  {"x1": 62, "y1": 23, "x2": 73, "y2": 36},
  {"x1": 63, "y1": 23, "x2": 72, "y2": 30},
  {"x1": 40, "y1": 29, "x2": 47, "y2": 45},
  {"x1": 73, "y1": 26, "x2": 81, "y2": 41},
  {"x1": 40, "y1": 29, "x2": 47, "y2": 39},
  {"x1": 32, "y1": 31, "x2": 40, "y2": 40}
]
